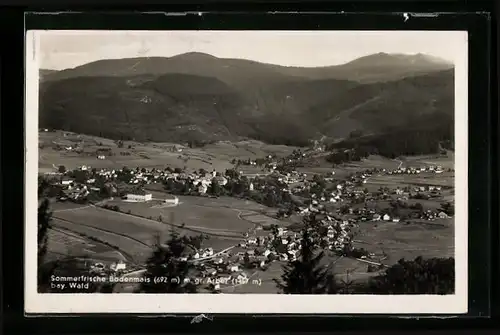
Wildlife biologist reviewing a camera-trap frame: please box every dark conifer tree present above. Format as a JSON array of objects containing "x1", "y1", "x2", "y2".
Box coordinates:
[
  {"x1": 274, "y1": 214, "x2": 337, "y2": 294},
  {"x1": 360, "y1": 256, "x2": 455, "y2": 294},
  {"x1": 139, "y1": 229, "x2": 198, "y2": 293}
]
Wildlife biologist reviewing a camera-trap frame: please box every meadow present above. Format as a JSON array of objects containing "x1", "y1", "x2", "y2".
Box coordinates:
[
  {"x1": 50, "y1": 216, "x2": 153, "y2": 264},
  {"x1": 45, "y1": 227, "x2": 116, "y2": 263},
  {"x1": 352, "y1": 219, "x2": 454, "y2": 265},
  {"x1": 49, "y1": 201, "x2": 246, "y2": 263},
  {"x1": 365, "y1": 173, "x2": 454, "y2": 188},
  {"x1": 39, "y1": 131, "x2": 295, "y2": 173}
]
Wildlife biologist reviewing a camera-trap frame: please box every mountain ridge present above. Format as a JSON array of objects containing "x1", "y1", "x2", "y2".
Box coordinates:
[
  {"x1": 39, "y1": 63, "x2": 454, "y2": 147},
  {"x1": 40, "y1": 51, "x2": 454, "y2": 85}
]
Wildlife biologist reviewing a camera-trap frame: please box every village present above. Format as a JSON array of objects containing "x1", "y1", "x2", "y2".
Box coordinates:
[{"x1": 39, "y1": 144, "x2": 455, "y2": 292}]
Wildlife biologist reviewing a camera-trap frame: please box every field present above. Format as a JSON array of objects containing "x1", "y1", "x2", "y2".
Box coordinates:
[
  {"x1": 50, "y1": 216, "x2": 153, "y2": 264},
  {"x1": 45, "y1": 227, "x2": 119, "y2": 263},
  {"x1": 39, "y1": 131, "x2": 456, "y2": 293},
  {"x1": 352, "y1": 219, "x2": 454, "y2": 265},
  {"x1": 403, "y1": 153, "x2": 455, "y2": 170},
  {"x1": 39, "y1": 131, "x2": 296, "y2": 173},
  {"x1": 103, "y1": 194, "x2": 286, "y2": 237},
  {"x1": 48, "y1": 198, "x2": 268, "y2": 264},
  {"x1": 365, "y1": 173, "x2": 454, "y2": 188}
]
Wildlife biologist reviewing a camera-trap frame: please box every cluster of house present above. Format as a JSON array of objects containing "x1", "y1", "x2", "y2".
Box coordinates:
[
  {"x1": 59, "y1": 179, "x2": 92, "y2": 201},
  {"x1": 53, "y1": 165, "x2": 231, "y2": 201},
  {"x1": 89, "y1": 260, "x2": 127, "y2": 275},
  {"x1": 240, "y1": 218, "x2": 353, "y2": 262},
  {"x1": 387, "y1": 165, "x2": 446, "y2": 175}
]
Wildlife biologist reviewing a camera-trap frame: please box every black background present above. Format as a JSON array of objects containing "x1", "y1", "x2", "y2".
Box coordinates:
[{"x1": 1, "y1": 0, "x2": 498, "y2": 333}]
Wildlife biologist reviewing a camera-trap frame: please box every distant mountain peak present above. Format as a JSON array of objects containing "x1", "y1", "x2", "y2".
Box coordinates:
[
  {"x1": 170, "y1": 52, "x2": 218, "y2": 60},
  {"x1": 344, "y1": 52, "x2": 453, "y2": 68}
]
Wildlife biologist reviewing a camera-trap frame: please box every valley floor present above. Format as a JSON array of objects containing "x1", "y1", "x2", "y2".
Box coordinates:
[{"x1": 38, "y1": 133, "x2": 455, "y2": 294}]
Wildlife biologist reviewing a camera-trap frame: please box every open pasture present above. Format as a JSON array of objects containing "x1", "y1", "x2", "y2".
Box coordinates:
[
  {"x1": 53, "y1": 206, "x2": 173, "y2": 244},
  {"x1": 50, "y1": 200, "x2": 89, "y2": 212},
  {"x1": 51, "y1": 201, "x2": 244, "y2": 260},
  {"x1": 51, "y1": 217, "x2": 153, "y2": 263},
  {"x1": 39, "y1": 131, "x2": 299, "y2": 173},
  {"x1": 365, "y1": 172, "x2": 454, "y2": 188},
  {"x1": 46, "y1": 227, "x2": 115, "y2": 260},
  {"x1": 104, "y1": 197, "x2": 256, "y2": 234},
  {"x1": 106, "y1": 194, "x2": 288, "y2": 235},
  {"x1": 341, "y1": 155, "x2": 402, "y2": 171},
  {"x1": 403, "y1": 154, "x2": 455, "y2": 170},
  {"x1": 352, "y1": 219, "x2": 454, "y2": 266},
  {"x1": 202, "y1": 140, "x2": 298, "y2": 159}
]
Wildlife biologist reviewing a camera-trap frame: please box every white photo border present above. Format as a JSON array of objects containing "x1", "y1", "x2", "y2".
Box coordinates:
[{"x1": 24, "y1": 30, "x2": 469, "y2": 314}]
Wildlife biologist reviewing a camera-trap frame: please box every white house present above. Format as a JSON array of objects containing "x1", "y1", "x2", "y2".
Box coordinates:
[
  {"x1": 277, "y1": 227, "x2": 285, "y2": 236},
  {"x1": 97, "y1": 155, "x2": 106, "y2": 160},
  {"x1": 198, "y1": 183, "x2": 208, "y2": 194},
  {"x1": 205, "y1": 248, "x2": 214, "y2": 256},
  {"x1": 126, "y1": 192, "x2": 152, "y2": 202},
  {"x1": 61, "y1": 179, "x2": 74, "y2": 185},
  {"x1": 383, "y1": 214, "x2": 391, "y2": 221},
  {"x1": 227, "y1": 264, "x2": 239, "y2": 272},
  {"x1": 164, "y1": 196, "x2": 179, "y2": 205}
]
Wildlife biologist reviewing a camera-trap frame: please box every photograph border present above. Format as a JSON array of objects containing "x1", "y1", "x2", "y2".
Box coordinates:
[
  {"x1": 12, "y1": 9, "x2": 492, "y2": 320},
  {"x1": 25, "y1": 28, "x2": 467, "y2": 315}
]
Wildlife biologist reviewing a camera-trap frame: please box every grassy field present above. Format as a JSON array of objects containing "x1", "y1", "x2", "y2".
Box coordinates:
[
  {"x1": 103, "y1": 195, "x2": 284, "y2": 235},
  {"x1": 45, "y1": 227, "x2": 117, "y2": 262},
  {"x1": 365, "y1": 173, "x2": 454, "y2": 188},
  {"x1": 53, "y1": 206, "x2": 172, "y2": 243},
  {"x1": 403, "y1": 153, "x2": 455, "y2": 170},
  {"x1": 50, "y1": 217, "x2": 153, "y2": 264},
  {"x1": 49, "y1": 201, "x2": 246, "y2": 263},
  {"x1": 352, "y1": 219, "x2": 454, "y2": 265},
  {"x1": 39, "y1": 131, "x2": 295, "y2": 173},
  {"x1": 341, "y1": 155, "x2": 402, "y2": 171}
]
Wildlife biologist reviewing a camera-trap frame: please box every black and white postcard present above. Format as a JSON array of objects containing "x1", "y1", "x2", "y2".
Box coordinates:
[{"x1": 25, "y1": 30, "x2": 468, "y2": 314}]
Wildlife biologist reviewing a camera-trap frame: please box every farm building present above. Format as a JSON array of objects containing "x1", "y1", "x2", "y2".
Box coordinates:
[
  {"x1": 126, "y1": 192, "x2": 152, "y2": 202},
  {"x1": 61, "y1": 179, "x2": 74, "y2": 186},
  {"x1": 164, "y1": 196, "x2": 179, "y2": 205}
]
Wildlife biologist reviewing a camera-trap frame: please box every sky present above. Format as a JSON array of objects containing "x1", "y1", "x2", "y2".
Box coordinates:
[{"x1": 37, "y1": 30, "x2": 467, "y2": 70}]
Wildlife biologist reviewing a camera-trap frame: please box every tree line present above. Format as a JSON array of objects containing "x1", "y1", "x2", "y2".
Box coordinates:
[{"x1": 326, "y1": 114, "x2": 454, "y2": 161}]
